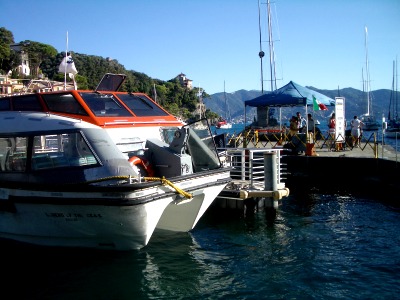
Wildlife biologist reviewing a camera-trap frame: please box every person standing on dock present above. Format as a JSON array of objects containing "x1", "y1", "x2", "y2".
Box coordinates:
[
  {"x1": 328, "y1": 113, "x2": 336, "y2": 149},
  {"x1": 350, "y1": 115, "x2": 364, "y2": 147},
  {"x1": 306, "y1": 113, "x2": 315, "y2": 143},
  {"x1": 296, "y1": 112, "x2": 306, "y2": 133},
  {"x1": 289, "y1": 116, "x2": 298, "y2": 138},
  {"x1": 328, "y1": 113, "x2": 336, "y2": 132},
  {"x1": 307, "y1": 113, "x2": 315, "y2": 133}
]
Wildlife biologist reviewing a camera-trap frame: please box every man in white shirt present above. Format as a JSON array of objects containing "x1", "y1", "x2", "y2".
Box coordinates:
[
  {"x1": 351, "y1": 115, "x2": 364, "y2": 147},
  {"x1": 296, "y1": 112, "x2": 307, "y2": 133}
]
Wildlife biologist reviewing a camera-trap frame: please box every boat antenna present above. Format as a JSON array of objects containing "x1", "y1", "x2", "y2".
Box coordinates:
[{"x1": 153, "y1": 83, "x2": 158, "y2": 104}]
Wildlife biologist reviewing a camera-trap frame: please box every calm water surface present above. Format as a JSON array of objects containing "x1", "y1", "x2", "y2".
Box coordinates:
[{"x1": 2, "y1": 193, "x2": 399, "y2": 299}]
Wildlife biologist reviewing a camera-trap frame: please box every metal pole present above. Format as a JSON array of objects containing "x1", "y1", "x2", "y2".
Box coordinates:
[
  {"x1": 264, "y1": 152, "x2": 278, "y2": 209},
  {"x1": 264, "y1": 152, "x2": 277, "y2": 191}
]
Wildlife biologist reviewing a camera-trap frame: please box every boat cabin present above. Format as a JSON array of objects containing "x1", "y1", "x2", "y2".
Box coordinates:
[
  {"x1": 0, "y1": 74, "x2": 222, "y2": 180},
  {"x1": 0, "y1": 74, "x2": 183, "y2": 155}
]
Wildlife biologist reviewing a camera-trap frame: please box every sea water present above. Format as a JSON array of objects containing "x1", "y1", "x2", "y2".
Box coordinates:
[
  {"x1": 2, "y1": 193, "x2": 399, "y2": 299},
  {"x1": 2, "y1": 125, "x2": 399, "y2": 299}
]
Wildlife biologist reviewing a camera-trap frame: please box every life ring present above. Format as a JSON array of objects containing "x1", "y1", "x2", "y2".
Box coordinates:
[{"x1": 129, "y1": 156, "x2": 154, "y2": 177}]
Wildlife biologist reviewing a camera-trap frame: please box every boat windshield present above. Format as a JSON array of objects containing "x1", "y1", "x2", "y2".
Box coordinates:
[
  {"x1": 116, "y1": 94, "x2": 169, "y2": 117},
  {"x1": 42, "y1": 93, "x2": 87, "y2": 115},
  {"x1": 80, "y1": 92, "x2": 132, "y2": 117}
]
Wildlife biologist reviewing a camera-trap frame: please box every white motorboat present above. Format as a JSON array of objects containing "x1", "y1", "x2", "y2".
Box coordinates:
[{"x1": 0, "y1": 76, "x2": 231, "y2": 250}]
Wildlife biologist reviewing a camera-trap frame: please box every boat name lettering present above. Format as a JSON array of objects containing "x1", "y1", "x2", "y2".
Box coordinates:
[
  {"x1": 50, "y1": 192, "x2": 63, "y2": 197},
  {"x1": 45, "y1": 212, "x2": 103, "y2": 219},
  {"x1": 86, "y1": 213, "x2": 102, "y2": 218}
]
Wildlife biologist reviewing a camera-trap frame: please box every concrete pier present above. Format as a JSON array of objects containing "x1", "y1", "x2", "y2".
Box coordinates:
[{"x1": 281, "y1": 143, "x2": 399, "y2": 205}]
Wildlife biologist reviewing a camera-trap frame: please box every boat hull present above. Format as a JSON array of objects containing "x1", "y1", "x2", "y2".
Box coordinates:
[
  {"x1": 218, "y1": 123, "x2": 232, "y2": 129},
  {"x1": 385, "y1": 129, "x2": 400, "y2": 139},
  {"x1": 0, "y1": 169, "x2": 231, "y2": 250},
  {"x1": 362, "y1": 124, "x2": 380, "y2": 131},
  {"x1": 156, "y1": 170, "x2": 231, "y2": 231},
  {"x1": 0, "y1": 188, "x2": 173, "y2": 250}
]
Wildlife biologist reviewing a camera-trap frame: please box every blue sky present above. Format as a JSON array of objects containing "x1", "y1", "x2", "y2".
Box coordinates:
[{"x1": 2, "y1": 0, "x2": 399, "y2": 94}]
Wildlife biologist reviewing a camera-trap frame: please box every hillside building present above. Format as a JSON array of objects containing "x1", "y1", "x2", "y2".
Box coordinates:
[
  {"x1": 177, "y1": 73, "x2": 193, "y2": 90},
  {"x1": 10, "y1": 43, "x2": 31, "y2": 77}
]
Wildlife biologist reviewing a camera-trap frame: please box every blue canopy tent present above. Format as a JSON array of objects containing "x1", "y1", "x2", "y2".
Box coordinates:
[
  {"x1": 245, "y1": 81, "x2": 335, "y2": 107},
  {"x1": 244, "y1": 81, "x2": 335, "y2": 130}
]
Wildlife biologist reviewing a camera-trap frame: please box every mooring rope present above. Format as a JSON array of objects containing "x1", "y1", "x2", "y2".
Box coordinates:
[
  {"x1": 67, "y1": 175, "x2": 192, "y2": 199},
  {"x1": 144, "y1": 176, "x2": 193, "y2": 199}
]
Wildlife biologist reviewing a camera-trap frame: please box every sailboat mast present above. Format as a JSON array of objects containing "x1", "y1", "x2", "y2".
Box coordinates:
[
  {"x1": 364, "y1": 26, "x2": 371, "y2": 116},
  {"x1": 396, "y1": 57, "x2": 398, "y2": 120},
  {"x1": 258, "y1": 0, "x2": 264, "y2": 94},
  {"x1": 390, "y1": 60, "x2": 395, "y2": 121},
  {"x1": 267, "y1": 0, "x2": 277, "y2": 91},
  {"x1": 224, "y1": 81, "x2": 228, "y2": 120},
  {"x1": 198, "y1": 85, "x2": 203, "y2": 118}
]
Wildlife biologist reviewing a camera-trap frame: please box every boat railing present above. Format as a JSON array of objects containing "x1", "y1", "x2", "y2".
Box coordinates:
[
  {"x1": 387, "y1": 131, "x2": 399, "y2": 162},
  {"x1": 216, "y1": 147, "x2": 286, "y2": 191}
]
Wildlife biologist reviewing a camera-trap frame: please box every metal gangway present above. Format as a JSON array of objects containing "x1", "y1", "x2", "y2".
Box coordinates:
[{"x1": 215, "y1": 147, "x2": 290, "y2": 209}]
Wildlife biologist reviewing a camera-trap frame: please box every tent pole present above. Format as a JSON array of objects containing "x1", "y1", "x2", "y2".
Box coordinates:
[
  {"x1": 244, "y1": 105, "x2": 247, "y2": 148},
  {"x1": 305, "y1": 102, "x2": 308, "y2": 143}
]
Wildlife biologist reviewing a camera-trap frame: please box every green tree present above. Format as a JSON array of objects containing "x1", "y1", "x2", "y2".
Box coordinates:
[
  {"x1": 0, "y1": 27, "x2": 20, "y2": 74},
  {"x1": 21, "y1": 40, "x2": 57, "y2": 78}
]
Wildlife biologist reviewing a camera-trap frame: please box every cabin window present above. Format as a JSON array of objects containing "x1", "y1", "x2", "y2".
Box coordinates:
[
  {"x1": 0, "y1": 97, "x2": 11, "y2": 111},
  {"x1": 42, "y1": 93, "x2": 87, "y2": 115},
  {"x1": 0, "y1": 137, "x2": 27, "y2": 172},
  {"x1": 10, "y1": 94, "x2": 43, "y2": 111},
  {"x1": 80, "y1": 93, "x2": 132, "y2": 117},
  {"x1": 0, "y1": 94, "x2": 43, "y2": 111},
  {"x1": 116, "y1": 94, "x2": 169, "y2": 117},
  {"x1": 31, "y1": 132, "x2": 98, "y2": 170}
]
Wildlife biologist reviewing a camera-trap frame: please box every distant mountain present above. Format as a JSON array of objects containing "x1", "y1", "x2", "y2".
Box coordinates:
[
  {"x1": 308, "y1": 86, "x2": 394, "y2": 121},
  {"x1": 203, "y1": 90, "x2": 261, "y2": 123},
  {"x1": 204, "y1": 86, "x2": 398, "y2": 124}
]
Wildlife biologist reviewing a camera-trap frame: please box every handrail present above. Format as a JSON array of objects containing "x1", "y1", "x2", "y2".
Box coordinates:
[{"x1": 217, "y1": 147, "x2": 285, "y2": 190}]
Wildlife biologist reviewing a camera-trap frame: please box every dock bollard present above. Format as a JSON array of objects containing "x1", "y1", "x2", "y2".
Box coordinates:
[{"x1": 264, "y1": 152, "x2": 278, "y2": 208}]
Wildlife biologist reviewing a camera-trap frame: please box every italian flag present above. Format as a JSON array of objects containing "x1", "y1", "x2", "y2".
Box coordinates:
[{"x1": 313, "y1": 95, "x2": 328, "y2": 111}]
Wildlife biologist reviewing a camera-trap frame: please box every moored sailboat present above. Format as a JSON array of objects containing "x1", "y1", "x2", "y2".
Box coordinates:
[
  {"x1": 386, "y1": 58, "x2": 400, "y2": 139},
  {"x1": 216, "y1": 81, "x2": 232, "y2": 129},
  {"x1": 360, "y1": 26, "x2": 379, "y2": 131}
]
